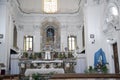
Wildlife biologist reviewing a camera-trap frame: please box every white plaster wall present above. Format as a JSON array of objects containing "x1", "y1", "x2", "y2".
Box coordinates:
[
  {"x1": 60, "y1": 24, "x2": 83, "y2": 51},
  {"x1": 0, "y1": 3, "x2": 12, "y2": 70},
  {"x1": 0, "y1": 3, "x2": 7, "y2": 64},
  {"x1": 85, "y1": 5, "x2": 114, "y2": 72},
  {"x1": 84, "y1": 5, "x2": 102, "y2": 67},
  {"x1": 0, "y1": 2, "x2": 14, "y2": 73},
  {"x1": 84, "y1": 2, "x2": 120, "y2": 73},
  {"x1": 17, "y1": 30, "x2": 24, "y2": 51},
  {"x1": 17, "y1": 27, "x2": 41, "y2": 52},
  {"x1": 74, "y1": 54, "x2": 87, "y2": 73},
  {"x1": 17, "y1": 25, "x2": 83, "y2": 52},
  {"x1": 34, "y1": 29, "x2": 41, "y2": 52},
  {"x1": 16, "y1": 12, "x2": 83, "y2": 52},
  {"x1": 60, "y1": 26, "x2": 68, "y2": 51}
]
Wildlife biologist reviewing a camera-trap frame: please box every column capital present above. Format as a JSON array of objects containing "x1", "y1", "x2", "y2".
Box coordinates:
[{"x1": 17, "y1": 25, "x2": 24, "y2": 31}]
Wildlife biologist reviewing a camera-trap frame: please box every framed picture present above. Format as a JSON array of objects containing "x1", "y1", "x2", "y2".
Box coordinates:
[
  {"x1": 90, "y1": 34, "x2": 94, "y2": 38},
  {"x1": 0, "y1": 34, "x2": 3, "y2": 38}
]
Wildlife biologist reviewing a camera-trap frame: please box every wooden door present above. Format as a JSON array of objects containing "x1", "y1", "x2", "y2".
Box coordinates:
[{"x1": 113, "y1": 43, "x2": 119, "y2": 73}]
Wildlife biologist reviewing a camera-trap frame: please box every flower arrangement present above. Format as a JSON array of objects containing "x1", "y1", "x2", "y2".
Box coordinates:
[
  {"x1": 95, "y1": 62, "x2": 109, "y2": 73},
  {"x1": 85, "y1": 63, "x2": 109, "y2": 74}
]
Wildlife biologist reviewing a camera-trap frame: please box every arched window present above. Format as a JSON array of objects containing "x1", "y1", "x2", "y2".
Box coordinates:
[
  {"x1": 24, "y1": 36, "x2": 33, "y2": 51},
  {"x1": 68, "y1": 35, "x2": 76, "y2": 51}
]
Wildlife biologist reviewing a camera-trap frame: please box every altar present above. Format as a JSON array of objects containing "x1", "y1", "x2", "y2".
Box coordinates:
[
  {"x1": 24, "y1": 60, "x2": 64, "y2": 76},
  {"x1": 18, "y1": 51, "x2": 76, "y2": 76}
]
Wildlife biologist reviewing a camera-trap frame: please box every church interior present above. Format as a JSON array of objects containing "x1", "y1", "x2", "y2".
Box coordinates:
[{"x1": 0, "y1": 0, "x2": 120, "y2": 79}]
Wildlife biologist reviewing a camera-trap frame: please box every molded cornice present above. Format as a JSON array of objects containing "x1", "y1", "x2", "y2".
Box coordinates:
[{"x1": 16, "y1": 0, "x2": 82, "y2": 15}]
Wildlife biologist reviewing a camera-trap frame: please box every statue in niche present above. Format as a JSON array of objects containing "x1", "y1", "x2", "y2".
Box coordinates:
[
  {"x1": 46, "y1": 27, "x2": 54, "y2": 44},
  {"x1": 41, "y1": 23, "x2": 60, "y2": 51}
]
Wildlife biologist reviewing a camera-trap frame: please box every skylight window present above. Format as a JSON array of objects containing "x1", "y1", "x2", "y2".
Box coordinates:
[{"x1": 44, "y1": 0, "x2": 57, "y2": 13}]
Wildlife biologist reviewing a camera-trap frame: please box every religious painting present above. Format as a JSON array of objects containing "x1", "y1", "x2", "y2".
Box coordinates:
[{"x1": 46, "y1": 27, "x2": 54, "y2": 43}]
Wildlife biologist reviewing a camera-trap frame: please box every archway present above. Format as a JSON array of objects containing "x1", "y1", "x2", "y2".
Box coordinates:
[{"x1": 41, "y1": 17, "x2": 60, "y2": 51}]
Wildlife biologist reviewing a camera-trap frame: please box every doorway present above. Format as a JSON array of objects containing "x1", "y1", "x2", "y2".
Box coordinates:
[{"x1": 112, "y1": 43, "x2": 119, "y2": 73}]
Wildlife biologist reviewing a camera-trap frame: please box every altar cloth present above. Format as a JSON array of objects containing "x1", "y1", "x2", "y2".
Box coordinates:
[{"x1": 31, "y1": 60, "x2": 63, "y2": 63}]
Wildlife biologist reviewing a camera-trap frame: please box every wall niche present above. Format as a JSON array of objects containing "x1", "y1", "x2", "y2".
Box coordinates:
[{"x1": 41, "y1": 18, "x2": 61, "y2": 51}]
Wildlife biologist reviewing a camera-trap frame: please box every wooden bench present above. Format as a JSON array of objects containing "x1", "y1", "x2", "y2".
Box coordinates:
[{"x1": 0, "y1": 74, "x2": 23, "y2": 80}]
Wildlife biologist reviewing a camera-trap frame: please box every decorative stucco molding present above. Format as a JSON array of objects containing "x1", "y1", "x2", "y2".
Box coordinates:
[{"x1": 17, "y1": 25, "x2": 24, "y2": 31}]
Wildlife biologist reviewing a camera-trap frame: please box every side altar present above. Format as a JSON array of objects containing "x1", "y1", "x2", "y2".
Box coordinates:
[{"x1": 18, "y1": 51, "x2": 76, "y2": 76}]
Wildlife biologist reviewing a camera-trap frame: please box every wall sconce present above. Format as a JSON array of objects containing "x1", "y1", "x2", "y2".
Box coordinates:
[
  {"x1": 90, "y1": 34, "x2": 94, "y2": 38},
  {"x1": 90, "y1": 34, "x2": 95, "y2": 44},
  {"x1": 114, "y1": 26, "x2": 120, "y2": 31},
  {"x1": 91, "y1": 39, "x2": 95, "y2": 44}
]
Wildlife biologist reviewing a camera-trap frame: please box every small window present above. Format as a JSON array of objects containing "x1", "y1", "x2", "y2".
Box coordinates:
[
  {"x1": 68, "y1": 36, "x2": 76, "y2": 51},
  {"x1": 44, "y1": 0, "x2": 57, "y2": 13},
  {"x1": 24, "y1": 36, "x2": 33, "y2": 51}
]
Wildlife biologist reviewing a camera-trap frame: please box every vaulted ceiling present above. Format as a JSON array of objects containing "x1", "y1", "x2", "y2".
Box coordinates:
[{"x1": 17, "y1": 0, "x2": 81, "y2": 14}]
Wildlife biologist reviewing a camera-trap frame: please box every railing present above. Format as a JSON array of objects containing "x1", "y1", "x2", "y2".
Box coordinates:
[
  {"x1": 1, "y1": 74, "x2": 120, "y2": 80},
  {"x1": 50, "y1": 73, "x2": 120, "y2": 79}
]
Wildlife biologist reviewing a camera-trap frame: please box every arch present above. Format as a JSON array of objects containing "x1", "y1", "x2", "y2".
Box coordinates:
[{"x1": 40, "y1": 17, "x2": 61, "y2": 51}]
